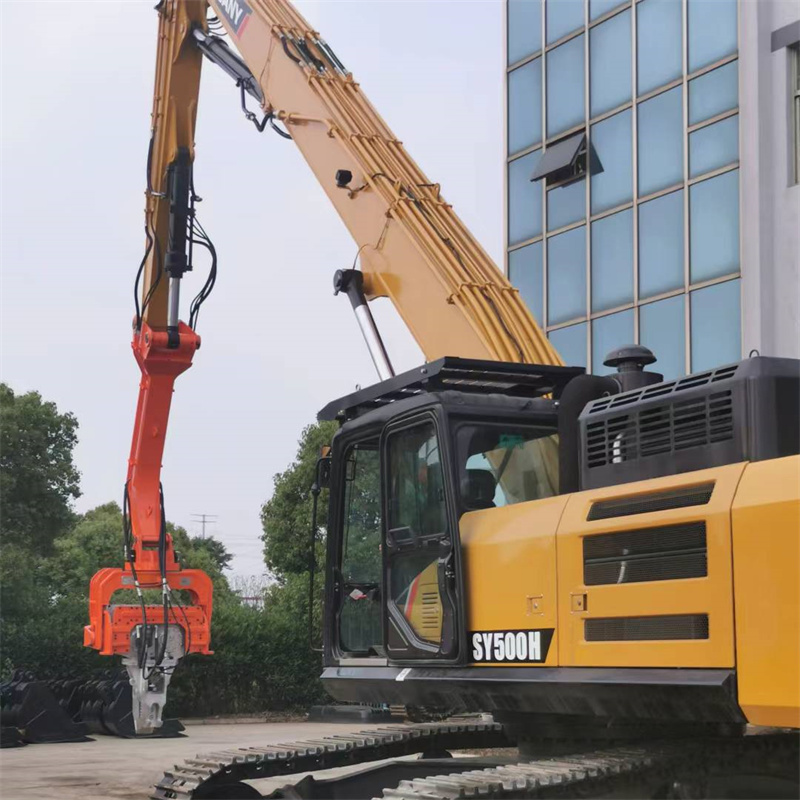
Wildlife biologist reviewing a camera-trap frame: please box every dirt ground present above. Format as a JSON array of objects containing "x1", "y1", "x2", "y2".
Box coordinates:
[{"x1": 0, "y1": 720, "x2": 381, "y2": 799}]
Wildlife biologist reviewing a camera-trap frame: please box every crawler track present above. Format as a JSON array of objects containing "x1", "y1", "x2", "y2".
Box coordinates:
[
  {"x1": 152, "y1": 723, "x2": 799, "y2": 800},
  {"x1": 152, "y1": 721, "x2": 512, "y2": 799},
  {"x1": 380, "y1": 733, "x2": 799, "y2": 799}
]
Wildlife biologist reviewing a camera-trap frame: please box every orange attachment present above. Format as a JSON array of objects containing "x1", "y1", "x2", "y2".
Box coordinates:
[
  {"x1": 84, "y1": 321, "x2": 213, "y2": 659},
  {"x1": 84, "y1": 567, "x2": 213, "y2": 656}
]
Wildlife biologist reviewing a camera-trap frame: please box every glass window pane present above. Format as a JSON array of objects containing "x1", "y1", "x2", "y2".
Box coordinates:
[
  {"x1": 508, "y1": 241, "x2": 544, "y2": 324},
  {"x1": 590, "y1": 0, "x2": 626, "y2": 22},
  {"x1": 509, "y1": 59, "x2": 543, "y2": 154},
  {"x1": 689, "y1": 115, "x2": 738, "y2": 177},
  {"x1": 458, "y1": 425, "x2": 559, "y2": 507},
  {"x1": 590, "y1": 109, "x2": 632, "y2": 213},
  {"x1": 341, "y1": 445, "x2": 382, "y2": 584},
  {"x1": 637, "y1": 0, "x2": 683, "y2": 96},
  {"x1": 592, "y1": 309, "x2": 635, "y2": 374},
  {"x1": 590, "y1": 10, "x2": 631, "y2": 117},
  {"x1": 640, "y1": 295, "x2": 686, "y2": 381},
  {"x1": 549, "y1": 322, "x2": 587, "y2": 367},
  {"x1": 689, "y1": 169, "x2": 739, "y2": 282},
  {"x1": 547, "y1": 178, "x2": 586, "y2": 230},
  {"x1": 547, "y1": 35, "x2": 585, "y2": 138},
  {"x1": 690, "y1": 279, "x2": 741, "y2": 371},
  {"x1": 508, "y1": 0, "x2": 543, "y2": 64},
  {"x1": 639, "y1": 189, "x2": 684, "y2": 298},
  {"x1": 591, "y1": 208, "x2": 633, "y2": 312},
  {"x1": 638, "y1": 86, "x2": 683, "y2": 197},
  {"x1": 508, "y1": 152, "x2": 544, "y2": 245},
  {"x1": 547, "y1": 225, "x2": 586, "y2": 324},
  {"x1": 689, "y1": 61, "x2": 738, "y2": 125},
  {"x1": 387, "y1": 423, "x2": 447, "y2": 537},
  {"x1": 546, "y1": 0, "x2": 584, "y2": 44},
  {"x1": 688, "y1": 0, "x2": 737, "y2": 74}
]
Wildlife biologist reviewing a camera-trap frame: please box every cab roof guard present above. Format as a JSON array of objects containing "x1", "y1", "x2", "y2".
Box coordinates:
[{"x1": 318, "y1": 357, "x2": 584, "y2": 422}]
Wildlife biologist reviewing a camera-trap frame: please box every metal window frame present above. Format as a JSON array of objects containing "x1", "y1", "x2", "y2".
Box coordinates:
[
  {"x1": 504, "y1": 0, "x2": 743, "y2": 376},
  {"x1": 792, "y1": 45, "x2": 800, "y2": 185}
]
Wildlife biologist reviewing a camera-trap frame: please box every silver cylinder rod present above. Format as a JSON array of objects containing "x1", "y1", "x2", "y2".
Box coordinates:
[
  {"x1": 333, "y1": 269, "x2": 395, "y2": 381},
  {"x1": 167, "y1": 277, "x2": 181, "y2": 330},
  {"x1": 353, "y1": 302, "x2": 395, "y2": 381}
]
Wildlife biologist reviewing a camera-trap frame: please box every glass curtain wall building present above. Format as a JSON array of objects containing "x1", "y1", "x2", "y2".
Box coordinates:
[{"x1": 505, "y1": 0, "x2": 743, "y2": 379}]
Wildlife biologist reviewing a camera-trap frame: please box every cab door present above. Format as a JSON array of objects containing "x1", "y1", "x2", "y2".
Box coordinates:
[
  {"x1": 329, "y1": 435, "x2": 384, "y2": 660},
  {"x1": 381, "y1": 414, "x2": 460, "y2": 661}
]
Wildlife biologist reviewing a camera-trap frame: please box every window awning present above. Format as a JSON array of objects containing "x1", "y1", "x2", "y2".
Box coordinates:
[{"x1": 530, "y1": 132, "x2": 593, "y2": 185}]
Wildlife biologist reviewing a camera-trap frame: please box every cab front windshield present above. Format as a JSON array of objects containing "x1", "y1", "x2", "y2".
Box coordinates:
[{"x1": 456, "y1": 422, "x2": 559, "y2": 510}]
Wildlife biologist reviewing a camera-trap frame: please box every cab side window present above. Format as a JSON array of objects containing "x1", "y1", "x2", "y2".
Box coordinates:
[
  {"x1": 456, "y1": 424, "x2": 559, "y2": 510},
  {"x1": 338, "y1": 442, "x2": 382, "y2": 655},
  {"x1": 388, "y1": 423, "x2": 447, "y2": 537}
]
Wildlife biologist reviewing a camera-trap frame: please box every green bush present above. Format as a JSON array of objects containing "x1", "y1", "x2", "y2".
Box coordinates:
[{"x1": 0, "y1": 384, "x2": 334, "y2": 717}]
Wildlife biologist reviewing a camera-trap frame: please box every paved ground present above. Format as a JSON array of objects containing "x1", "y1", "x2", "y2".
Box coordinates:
[{"x1": 0, "y1": 720, "x2": 380, "y2": 799}]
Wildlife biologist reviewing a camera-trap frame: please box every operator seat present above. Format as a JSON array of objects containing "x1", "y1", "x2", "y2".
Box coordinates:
[{"x1": 461, "y1": 469, "x2": 497, "y2": 511}]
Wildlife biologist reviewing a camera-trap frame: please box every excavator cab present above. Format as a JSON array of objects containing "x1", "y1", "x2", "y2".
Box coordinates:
[
  {"x1": 319, "y1": 357, "x2": 582, "y2": 668},
  {"x1": 318, "y1": 351, "x2": 800, "y2": 740}
]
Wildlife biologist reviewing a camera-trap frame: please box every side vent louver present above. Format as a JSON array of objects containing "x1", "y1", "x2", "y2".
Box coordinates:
[
  {"x1": 586, "y1": 390, "x2": 733, "y2": 469},
  {"x1": 585, "y1": 614, "x2": 709, "y2": 641},
  {"x1": 587, "y1": 482, "x2": 714, "y2": 521},
  {"x1": 583, "y1": 522, "x2": 707, "y2": 585}
]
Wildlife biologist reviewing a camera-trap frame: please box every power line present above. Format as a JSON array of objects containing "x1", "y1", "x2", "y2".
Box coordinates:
[{"x1": 191, "y1": 513, "x2": 218, "y2": 539}]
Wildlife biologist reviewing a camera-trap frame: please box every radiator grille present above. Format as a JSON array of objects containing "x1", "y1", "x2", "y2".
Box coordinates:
[
  {"x1": 587, "y1": 483, "x2": 715, "y2": 521},
  {"x1": 585, "y1": 614, "x2": 709, "y2": 641},
  {"x1": 583, "y1": 521, "x2": 707, "y2": 585},
  {"x1": 586, "y1": 390, "x2": 733, "y2": 469}
]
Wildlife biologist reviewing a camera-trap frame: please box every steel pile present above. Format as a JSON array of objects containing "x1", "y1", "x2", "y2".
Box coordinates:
[{"x1": 0, "y1": 669, "x2": 184, "y2": 746}]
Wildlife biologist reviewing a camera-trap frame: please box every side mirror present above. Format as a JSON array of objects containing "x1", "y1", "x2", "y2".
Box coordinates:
[{"x1": 315, "y1": 455, "x2": 332, "y2": 491}]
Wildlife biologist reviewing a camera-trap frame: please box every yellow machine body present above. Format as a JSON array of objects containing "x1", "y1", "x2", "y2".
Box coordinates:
[
  {"x1": 460, "y1": 456, "x2": 800, "y2": 728},
  {"x1": 731, "y1": 456, "x2": 800, "y2": 727}
]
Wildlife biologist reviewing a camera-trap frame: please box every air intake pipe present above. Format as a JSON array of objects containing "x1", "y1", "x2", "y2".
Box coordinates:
[
  {"x1": 558, "y1": 374, "x2": 619, "y2": 494},
  {"x1": 558, "y1": 345, "x2": 663, "y2": 493},
  {"x1": 604, "y1": 345, "x2": 663, "y2": 392}
]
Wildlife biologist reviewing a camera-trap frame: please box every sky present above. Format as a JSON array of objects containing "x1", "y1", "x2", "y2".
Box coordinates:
[{"x1": 0, "y1": 0, "x2": 505, "y2": 577}]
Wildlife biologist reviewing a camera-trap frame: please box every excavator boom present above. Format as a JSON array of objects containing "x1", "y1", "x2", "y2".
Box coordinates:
[
  {"x1": 85, "y1": 0, "x2": 560, "y2": 733},
  {"x1": 206, "y1": 0, "x2": 559, "y2": 365}
]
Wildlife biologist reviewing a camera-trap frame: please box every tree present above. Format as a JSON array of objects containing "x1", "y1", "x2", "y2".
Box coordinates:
[
  {"x1": 0, "y1": 384, "x2": 81, "y2": 554},
  {"x1": 49, "y1": 502, "x2": 124, "y2": 594},
  {"x1": 190, "y1": 535, "x2": 233, "y2": 573},
  {"x1": 47, "y1": 504, "x2": 232, "y2": 596},
  {"x1": 260, "y1": 421, "x2": 338, "y2": 579}
]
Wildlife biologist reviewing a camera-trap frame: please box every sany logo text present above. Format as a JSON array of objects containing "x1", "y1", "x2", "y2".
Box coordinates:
[{"x1": 216, "y1": 0, "x2": 252, "y2": 36}]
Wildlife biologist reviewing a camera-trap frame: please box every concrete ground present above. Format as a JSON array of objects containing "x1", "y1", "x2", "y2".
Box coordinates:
[{"x1": 0, "y1": 720, "x2": 383, "y2": 800}]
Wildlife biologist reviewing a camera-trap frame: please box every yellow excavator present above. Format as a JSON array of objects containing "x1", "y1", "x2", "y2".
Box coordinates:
[{"x1": 87, "y1": 1, "x2": 800, "y2": 797}]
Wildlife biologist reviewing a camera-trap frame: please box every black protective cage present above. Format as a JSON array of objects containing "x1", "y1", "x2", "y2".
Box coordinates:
[{"x1": 318, "y1": 357, "x2": 583, "y2": 422}]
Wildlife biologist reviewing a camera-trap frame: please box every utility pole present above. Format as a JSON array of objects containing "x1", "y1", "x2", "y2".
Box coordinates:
[{"x1": 191, "y1": 513, "x2": 218, "y2": 539}]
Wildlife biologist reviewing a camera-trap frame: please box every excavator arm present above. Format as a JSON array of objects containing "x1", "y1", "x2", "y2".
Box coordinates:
[
  {"x1": 85, "y1": 0, "x2": 560, "y2": 734},
  {"x1": 83, "y1": 0, "x2": 213, "y2": 735}
]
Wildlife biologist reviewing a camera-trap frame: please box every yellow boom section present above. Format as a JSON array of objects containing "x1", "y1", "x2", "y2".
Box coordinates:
[
  {"x1": 207, "y1": 0, "x2": 561, "y2": 365},
  {"x1": 140, "y1": 1, "x2": 206, "y2": 328}
]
